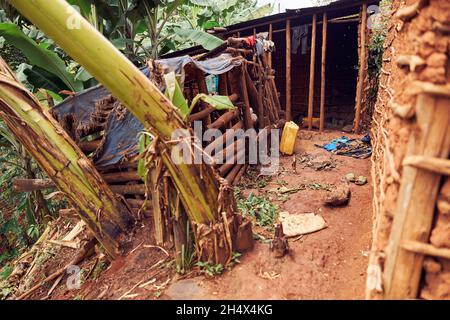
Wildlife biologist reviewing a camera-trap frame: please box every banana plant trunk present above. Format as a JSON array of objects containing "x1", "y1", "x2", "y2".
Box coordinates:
[
  {"x1": 9, "y1": 0, "x2": 220, "y2": 224},
  {"x1": 0, "y1": 58, "x2": 134, "y2": 257}
]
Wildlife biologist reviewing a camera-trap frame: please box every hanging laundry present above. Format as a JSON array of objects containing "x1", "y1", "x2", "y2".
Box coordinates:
[{"x1": 292, "y1": 25, "x2": 309, "y2": 55}]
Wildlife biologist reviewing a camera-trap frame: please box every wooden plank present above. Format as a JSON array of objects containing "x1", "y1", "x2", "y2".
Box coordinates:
[
  {"x1": 383, "y1": 93, "x2": 450, "y2": 299},
  {"x1": 354, "y1": 3, "x2": 367, "y2": 133},
  {"x1": 285, "y1": 19, "x2": 292, "y2": 121},
  {"x1": 320, "y1": 12, "x2": 328, "y2": 133},
  {"x1": 307, "y1": 14, "x2": 317, "y2": 130}
]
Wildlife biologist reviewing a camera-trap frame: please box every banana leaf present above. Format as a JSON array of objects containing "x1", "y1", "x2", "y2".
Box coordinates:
[
  {"x1": 175, "y1": 28, "x2": 224, "y2": 51},
  {"x1": 0, "y1": 23, "x2": 83, "y2": 91},
  {"x1": 164, "y1": 71, "x2": 189, "y2": 117}
]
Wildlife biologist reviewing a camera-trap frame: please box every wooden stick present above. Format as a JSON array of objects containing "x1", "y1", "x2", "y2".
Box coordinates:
[
  {"x1": 101, "y1": 171, "x2": 141, "y2": 183},
  {"x1": 239, "y1": 65, "x2": 254, "y2": 130},
  {"x1": 403, "y1": 156, "x2": 450, "y2": 176},
  {"x1": 307, "y1": 14, "x2": 317, "y2": 130},
  {"x1": 225, "y1": 164, "x2": 243, "y2": 185},
  {"x1": 14, "y1": 171, "x2": 141, "y2": 192},
  {"x1": 189, "y1": 106, "x2": 216, "y2": 122},
  {"x1": 319, "y1": 12, "x2": 328, "y2": 133},
  {"x1": 233, "y1": 164, "x2": 248, "y2": 185},
  {"x1": 207, "y1": 109, "x2": 240, "y2": 130},
  {"x1": 285, "y1": 19, "x2": 292, "y2": 122},
  {"x1": 205, "y1": 120, "x2": 244, "y2": 155},
  {"x1": 268, "y1": 23, "x2": 273, "y2": 70},
  {"x1": 243, "y1": 66, "x2": 264, "y2": 127},
  {"x1": 401, "y1": 240, "x2": 450, "y2": 260},
  {"x1": 79, "y1": 139, "x2": 101, "y2": 153},
  {"x1": 219, "y1": 147, "x2": 246, "y2": 176},
  {"x1": 14, "y1": 179, "x2": 146, "y2": 195},
  {"x1": 110, "y1": 184, "x2": 146, "y2": 195},
  {"x1": 14, "y1": 179, "x2": 53, "y2": 192},
  {"x1": 219, "y1": 73, "x2": 229, "y2": 96},
  {"x1": 17, "y1": 238, "x2": 96, "y2": 300},
  {"x1": 354, "y1": 3, "x2": 367, "y2": 133},
  {"x1": 189, "y1": 93, "x2": 240, "y2": 122},
  {"x1": 195, "y1": 69, "x2": 211, "y2": 125},
  {"x1": 213, "y1": 138, "x2": 244, "y2": 164}
]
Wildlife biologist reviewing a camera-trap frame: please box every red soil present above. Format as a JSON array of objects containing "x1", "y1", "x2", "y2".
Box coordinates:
[{"x1": 163, "y1": 131, "x2": 373, "y2": 300}]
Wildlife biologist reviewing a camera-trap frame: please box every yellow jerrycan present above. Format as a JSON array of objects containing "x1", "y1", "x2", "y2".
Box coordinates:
[{"x1": 280, "y1": 121, "x2": 299, "y2": 155}]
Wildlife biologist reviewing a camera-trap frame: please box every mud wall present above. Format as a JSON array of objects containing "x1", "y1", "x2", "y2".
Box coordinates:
[{"x1": 368, "y1": 0, "x2": 450, "y2": 299}]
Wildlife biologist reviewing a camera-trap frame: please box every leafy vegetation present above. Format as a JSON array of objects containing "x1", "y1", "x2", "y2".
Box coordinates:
[{"x1": 235, "y1": 188, "x2": 279, "y2": 230}]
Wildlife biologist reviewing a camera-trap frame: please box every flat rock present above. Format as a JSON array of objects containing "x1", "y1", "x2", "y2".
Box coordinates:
[
  {"x1": 279, "y1": 212, "x2": 327, "y2": 237},
  {"x1": 324, "y1": 184, "x2": 351, "y2": 206},
  {"x1": 164, "y1": 279, "x2": 207, "y2": 300}
]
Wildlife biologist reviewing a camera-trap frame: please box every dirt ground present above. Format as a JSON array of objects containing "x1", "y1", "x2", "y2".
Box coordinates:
[
  {"x1": 164, "y1": 130, "x2": 373, "y2": 300},
  {"x1": 12, "y1": 130, "x2": 372, "y2": 300}
]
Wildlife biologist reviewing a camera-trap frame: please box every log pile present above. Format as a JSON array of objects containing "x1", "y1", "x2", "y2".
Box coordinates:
[{"x1": 13, "y1": 36, "x2": 283, "y2": 257}]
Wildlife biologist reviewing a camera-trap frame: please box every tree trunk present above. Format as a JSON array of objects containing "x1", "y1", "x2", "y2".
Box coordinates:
[{"x1": 0, "y1": 58, "x2": 134, "y2": 257}]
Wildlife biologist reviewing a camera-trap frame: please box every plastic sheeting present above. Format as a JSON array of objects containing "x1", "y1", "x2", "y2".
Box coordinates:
[{"x1": 51, "y1": 54, "x2": 241, "y2": 168}]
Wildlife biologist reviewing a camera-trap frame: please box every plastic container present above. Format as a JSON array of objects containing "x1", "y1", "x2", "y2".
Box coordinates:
[{"x1": 280, "y1": 121, "x2": 299, "y2": 155}]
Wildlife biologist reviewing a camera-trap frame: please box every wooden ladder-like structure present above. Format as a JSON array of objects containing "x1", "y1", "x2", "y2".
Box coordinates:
[{"x1": 383, "y1": 82, "x2": 450, "y2": 299}]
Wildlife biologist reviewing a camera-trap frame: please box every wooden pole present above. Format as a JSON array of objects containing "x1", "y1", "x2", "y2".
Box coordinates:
[
  {"x1": 319, "y1": 12, "x2": 328, "y2": 133},
  {"x1": 285, "y1": 19, "x2": 292, "y2": 122},
  {"x1": 383, "y1": 92, "x2": 450, "y2": 299},
  {"x1": 354, "y1": 3, "x2": 367, "y2": 133},
  {"x1": 268, "y1": 23, "x2": 273, "y2": 70},
  {"x1": 307, "y1": 14, "x2": 317, "y2": 130}
]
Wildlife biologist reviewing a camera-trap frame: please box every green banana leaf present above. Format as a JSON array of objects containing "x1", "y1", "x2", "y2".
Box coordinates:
[
  {"x1": 175, "y1": 28, "x2": 224, "y2": 51},
  {"x1": 0, "y1": 23, "x2": 83, "y2": 92},
  {"x1": 164, "y1": 71, "x2": 189, "y2": 117},
  {"x1": 189, "y1": 93, "x2": 236, "y2": 115}
]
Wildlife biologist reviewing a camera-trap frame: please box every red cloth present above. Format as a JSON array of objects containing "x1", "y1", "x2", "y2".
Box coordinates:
[{"x1": 244, "y1": 35, "x2": 256, "y2": 48}]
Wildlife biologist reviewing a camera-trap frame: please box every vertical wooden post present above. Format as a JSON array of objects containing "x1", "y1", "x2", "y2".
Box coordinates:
[
  {"x1": 307, "y1": 14, "x2": 317, "y2": 130},
  {"x1": 354, "y1": 3, "x2": 367, "y2": 133},
  {"x1": 285, "y1": 19, "x2": 292, "y2": 122},
  {"x1": 239, "y1": 65, "x2": 254, "y2": 130},
  {"x1": 196, "y1": 69, "x2": 211, "y2": 125},
  {"x1": 383, "y1": 92, "x2": 450, "y2": 299},
  {"x1": 268, "y1": 23, "x2": 273, "y2": 70},
  {"x1": 320, "y1": 12, "x2": 328, "y2": 133}
]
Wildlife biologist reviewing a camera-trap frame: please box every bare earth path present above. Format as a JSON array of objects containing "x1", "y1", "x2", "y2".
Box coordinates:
[{"x1": 165, "y1": 130, "x2": 373, "y2": 300}]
